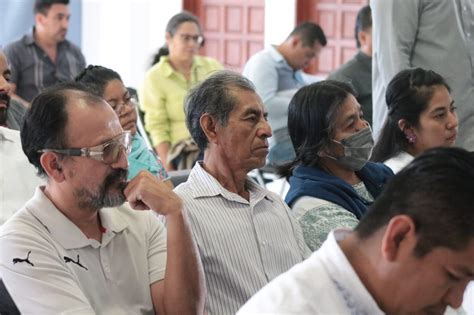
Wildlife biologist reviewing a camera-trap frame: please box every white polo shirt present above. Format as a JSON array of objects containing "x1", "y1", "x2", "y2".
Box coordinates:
[
  {"x1": 0, "y1": 187, "x2": 167, "y2": 314},
  {"x1": 0, "y1": 127, "x2": 43, "y2": 225}
]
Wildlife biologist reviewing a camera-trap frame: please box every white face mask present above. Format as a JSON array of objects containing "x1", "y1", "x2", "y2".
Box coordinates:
[{"x1": 328, "y1": 126, "x2": 374, "y2": 171}]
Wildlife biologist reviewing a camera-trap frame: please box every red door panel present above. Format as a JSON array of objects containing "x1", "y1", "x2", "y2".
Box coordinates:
[
  {"x1": 297, "y1": 0, "x2": 368, "y2": 76},
  {"x1": 185, "y1": 0, "x2": 265, "y2": 72}
]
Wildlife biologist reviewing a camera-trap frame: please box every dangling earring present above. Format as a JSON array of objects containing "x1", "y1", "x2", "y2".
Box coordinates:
[{"x1": 406, "y1": 133, "x2": 417, "y2": 144}]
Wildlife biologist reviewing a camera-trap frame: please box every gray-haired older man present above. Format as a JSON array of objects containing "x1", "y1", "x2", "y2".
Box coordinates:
[{"x1": 175, "y1": 70, "x2": 310, "y2": 314}]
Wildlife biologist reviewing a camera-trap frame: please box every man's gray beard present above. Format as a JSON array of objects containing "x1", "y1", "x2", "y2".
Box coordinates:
[{"x1": 75, "y1": 187, "x2": 126, "y2": 210}]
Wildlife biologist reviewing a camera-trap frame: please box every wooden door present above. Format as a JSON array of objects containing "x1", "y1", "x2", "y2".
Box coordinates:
[
  {"x1": 297, "y1": 0, "x2": 368, "y2": 76},
  {"x1": 184, "y1": 0, "x2": 265, "y2": 72}
]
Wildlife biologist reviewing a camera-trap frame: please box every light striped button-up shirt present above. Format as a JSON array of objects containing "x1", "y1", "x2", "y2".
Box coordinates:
[{"x1": 174, "y1": 162, "x2": 311, "y2": 315}]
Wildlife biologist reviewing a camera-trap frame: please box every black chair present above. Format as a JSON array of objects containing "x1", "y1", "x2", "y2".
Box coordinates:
[
  {"x1": 0, "y1": 279, "x2": 20, "y2": 315},
  {"x1": 167, "y1": 169, "x2": 191, "y2": 187}
]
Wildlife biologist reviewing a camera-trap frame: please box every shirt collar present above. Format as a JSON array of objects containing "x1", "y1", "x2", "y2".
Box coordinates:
[
  {"x1": 268, "y1": 45, "x2": 286, "y2": 63},
  {"x1": 27, "y1": 187, "x2": 129, "y2": 250},
  {"x1": 320, "y1": 229, "x2": 384, "y2": 315},
  {"x1": 0, "y1": 126, "x2": 18, "y2": 143},
  {"x1": 186, "y1": 162, "x2": 272, "y2": 205},
  {"x1": 23, "y1": 27, "x2": 36, "y2": 46}
]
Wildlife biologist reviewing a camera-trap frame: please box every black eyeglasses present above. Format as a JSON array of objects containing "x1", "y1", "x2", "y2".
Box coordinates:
[
  {"x1": 38, "y1": 131, "x2": 132, "y2": 165},
  {"x1": 179, "y1": 34, "x2": 204, "y2": 45}
]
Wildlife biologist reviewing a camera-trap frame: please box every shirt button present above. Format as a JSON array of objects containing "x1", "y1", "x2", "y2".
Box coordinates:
[{"x1": 262, "y1": 241, "x2": 267, "y2": 246}]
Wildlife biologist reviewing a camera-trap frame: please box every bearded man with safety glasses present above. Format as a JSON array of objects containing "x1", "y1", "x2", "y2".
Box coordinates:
[{"x1": 0, "y1": 83, "x2": 205, "y2": 314}]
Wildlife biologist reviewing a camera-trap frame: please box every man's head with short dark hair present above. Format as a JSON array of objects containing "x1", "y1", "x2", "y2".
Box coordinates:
[
  {"x1": 34, "y1": 0, "x2": 70, "y2": 44},
  {"x1": 355, "y1": 5, "x2": 372, "y2": 48},
  {"x1": 279, "y1": 22, "x2": 327, "y2": 70},
  {"x1": 21, "y1": 82, "x2": 103, "y2": 177},
  {"x1": 34, "y1": 0, "x2": 69, "y2": 15},
  {"x1": 357, "y1": 147, "x2": 474, "y2": 256},
  {"x1": 353, "y1": 5, "x2": 372, "y2": 56},
  {"x1": 289, "y1": 22, "x2": 327, "y2": 48},
  {"x1": 341, "y1": 147, "x2": 474, "y2": 313}
]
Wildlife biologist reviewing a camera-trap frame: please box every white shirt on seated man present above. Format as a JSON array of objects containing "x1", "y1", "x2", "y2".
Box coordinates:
[
  {"x1": 239, "y1": 147, "x2": 474, "y2": 315},
  {"x1": 1, "y1": 127, "x2": 44, "y2": 225}
]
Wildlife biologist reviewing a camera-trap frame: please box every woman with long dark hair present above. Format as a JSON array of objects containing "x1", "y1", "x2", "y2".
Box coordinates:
[
  {"x1": 371, "y1": 68, "x2": 458, "y2": 173},
  {"x1": 281, "y1": 80, "x2": 393, "y2": 250}
]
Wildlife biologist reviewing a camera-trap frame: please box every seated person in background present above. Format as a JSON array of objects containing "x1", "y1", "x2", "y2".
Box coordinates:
[
  {"x1": 0, "y1": 83, "x2": 205, "y2": 314},
  {"x1": 141, "y1": 11, "x2": 222, "y2": 171},
  {"x1": 239, "y1": 147, "x2": 474, "y2": 314},
  {"x1": 243, "y1": 22, "x2": 327, "y2": 165},
  {"x1": 371, "y1": 68, "x2": 458, "y2": 173},
  {"x1": 281, "y1": 80, "x2": 393, "y2": 251},
  {"x1": 0, "y1": 51, "x2": 43, "y2": 225},
  {"x1": 176, "y1": 70, "x2": 310, "y2": 314},
  {"x1": 75, "y1": 65, "x2": 168, "y2": 181},
  {"x1": 0, "y1": 51, "x2": 26, "y2": 131},
  {"x1": 328, "y1": 5, "x2": 373, "y2": 126}
]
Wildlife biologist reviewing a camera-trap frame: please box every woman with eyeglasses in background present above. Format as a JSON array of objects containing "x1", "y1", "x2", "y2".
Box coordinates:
[
  {"x1": 75, "y1": 65, "x2": 168, "y2": 182},
  {"x1": 141, "y1": 11, "x2": 222, "y2": 171},
  {"x1": 371, "y1": 68, "x2": 458, "y2": 173},
  {"x1": 280, "y1": 80, "x2": 393, "y2": 251}
]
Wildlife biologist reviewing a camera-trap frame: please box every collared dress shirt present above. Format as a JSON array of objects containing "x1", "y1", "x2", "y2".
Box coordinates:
[
  {"x1": 174, "y1": 162, "x2": 310, "y2": 314},
  {"x1": 238, "y1": 229, "x2": 384, "y2": 315},
  {"x1": 4, "y1": 28, "x2": 86, "y2": 102},
  {"x1": 0, "y1": 188, "x2": 167, "y2": 314}
]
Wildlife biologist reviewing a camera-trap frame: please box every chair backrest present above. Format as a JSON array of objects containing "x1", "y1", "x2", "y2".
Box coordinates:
[
  {"x1": 0, "y1": 279, "x2": 20, "y2": 314},
  {"x1": 167, "y1": 169, "x2": 191, "y2": 187}
]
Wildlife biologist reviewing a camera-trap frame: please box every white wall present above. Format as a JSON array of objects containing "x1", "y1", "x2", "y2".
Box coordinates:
[
  {"x1": 81, "y1": 0, "x2": 295, "y2": 88},
  {"x1": 264, "y1": 0, "x2": 295, "y2": 46},
  {"x1": 81, "y1": 0, "x2": 181, "y2": 89}
]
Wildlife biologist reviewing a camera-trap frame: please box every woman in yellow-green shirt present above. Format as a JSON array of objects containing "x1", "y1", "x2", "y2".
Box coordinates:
[{"x1": 140, "y1": 11, "x2": 222, "y2": 170}]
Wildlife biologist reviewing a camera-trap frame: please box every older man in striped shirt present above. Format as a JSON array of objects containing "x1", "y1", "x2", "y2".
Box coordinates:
[{"x1": 177, "y1": 70, "x2": 310, "y2": 314}]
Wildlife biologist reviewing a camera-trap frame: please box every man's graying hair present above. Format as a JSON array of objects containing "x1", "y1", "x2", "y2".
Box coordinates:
[{"x1": 185, "y1": 70, "x2": 256, "y2": 151}]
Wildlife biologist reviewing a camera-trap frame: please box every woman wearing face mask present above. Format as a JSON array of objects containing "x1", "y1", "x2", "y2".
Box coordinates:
[
  {"x1": 280, "y1": 80, "x2": 393, "y2": 251},
  {"x1": 371, "y1": 68, "x2": 458, "y2": 173},
  {"x1": 141, "y1": 11, "x2": 222, "y2": 171},
  {"x1": 75, "y1": 65, "x2": 169, "y2": 182}
]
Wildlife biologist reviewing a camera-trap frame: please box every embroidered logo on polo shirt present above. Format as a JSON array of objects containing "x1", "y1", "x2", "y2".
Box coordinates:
[
  {"x1": 12, "y1": 251, "x2": 34, "y2": 267},
  {"x1": 64, "y1": 255, "x2": 88, "y2": 270}
]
